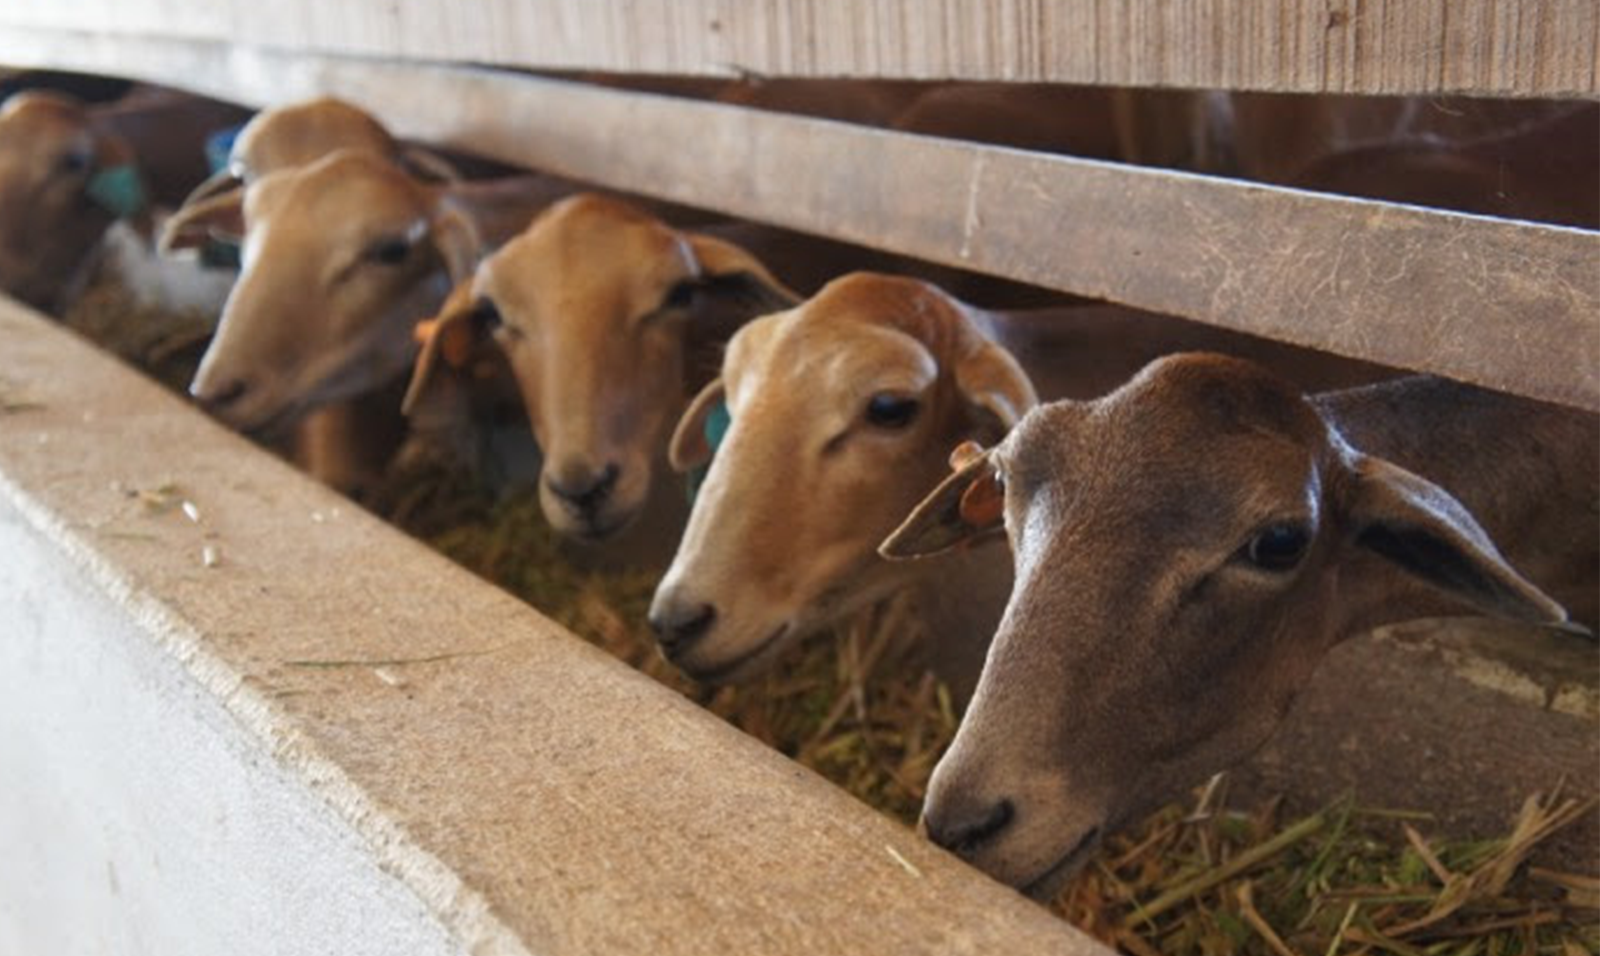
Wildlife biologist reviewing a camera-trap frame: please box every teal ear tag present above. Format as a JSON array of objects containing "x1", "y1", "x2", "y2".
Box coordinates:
[
  {"x1": 204, "y1": 125, "x2": 243, "y2": 175},
  {"x1": 86, "y1": 164, "x2": 147, "y2": 219},
  {"x1": 200, "y1": 239, "x2": 242, "y2": 269},
  {"x1": 686, "y1": 399, "x2": 731, "y2": 504}
]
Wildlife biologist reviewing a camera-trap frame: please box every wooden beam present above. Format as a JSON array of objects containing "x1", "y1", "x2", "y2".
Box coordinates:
[
  {"x1": 0, "y1": 0, "x2": 1595, "y2": 97},
  {"x1": 0, "y1": 31, "x2": 1595, "y2": 410}
]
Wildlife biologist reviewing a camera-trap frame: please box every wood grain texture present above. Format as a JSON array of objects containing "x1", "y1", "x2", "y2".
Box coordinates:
[
  {"x1": 0, "y1": 0, "x2": 1595, "y2": 96},
  {"x1": 0, "y1": 30, "x2": 1594, "y2": 409}
]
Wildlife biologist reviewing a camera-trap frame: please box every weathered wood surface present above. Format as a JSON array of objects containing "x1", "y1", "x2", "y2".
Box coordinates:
[
  {"x1": 0, "y1": 0, "x2": 1596, "y2": 96},
  {"x1": 4, "y1": 32, "x2": 1591, "y2": 409}
]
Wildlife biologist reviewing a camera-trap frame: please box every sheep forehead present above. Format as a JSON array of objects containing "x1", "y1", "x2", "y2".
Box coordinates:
[
  {"x1": 741, "y1": 270, "x2": 967, "y2": 383},
  {"x1": 234, "y1": 121, "x2": 325, "y2": 174},
  {"x1": 241, "y1": 98, "x2": 390, "y2": 154},
  {"x1": 1128, "y1": 353, "x2": 1327, "y2": 442},
  {"x1": 804, "y1": 271, "x2": 975, "y2": 355},
  {"x1": 251, "y1": 155, "x2": 428, "y2": 245},
  {"x1": 731, "y1": 312, "x2": 938, "y2": 421},
  {"x1": 0, "y1": 92, "x2": 85, "y2": 127},
  {"x1": 235, "y1": 119, "x2": 391, "y2": 177},
  {"x1": 1013, "y1": 352, "x2": 1323, "y2": 469},
  {"x1": 0, "y1": 101, "x2": 84, "y2": 162},
  {"x1": 534, "y1": 193, "x2": 678, "y2": 254},
  {"x1": 294, "y1": 152, "x2": 425, "y2": 210},
  {"x1": 808, "y1": 270, "x2": 947, "y2": 317},
  {"x1": 489, "y1": 200, "x2": 691, "y2": 321},
  {"x1": 1004, "y1": 371, "x2": 1325, "y2": 557}
]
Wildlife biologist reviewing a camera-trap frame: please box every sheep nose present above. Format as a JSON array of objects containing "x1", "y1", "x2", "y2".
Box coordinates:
[
  {"x1": 648, "y1": 594, "x2": 717, "y2": 658},
  {"x1": 191, "y1": 377, "x2": 249, "y2": 413},
  {"x1": 923, "y1": 798, "x2": 1015, "y2": 860},
  {"x1": 546, "y1": 462, "x2": 620, "y2": 514}
]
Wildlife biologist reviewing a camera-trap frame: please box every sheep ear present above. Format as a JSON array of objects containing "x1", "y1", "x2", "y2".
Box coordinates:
[
  {"x1": 880, "y1": 445, "x2": 1005, "y2": 560},
  {"x1": 399, "y1": 145, "x2": 462, "y2": 183},
  {"x1": 403, "y1": 280, "x2": 483, "y2": 416},
  {"x1": 684, "y1": 232, "x2": 800, "y2": 316},
  {"x1": 670, "y1": 379, "x2": 728, "y2": 473},
  {"x1": 430, "y1": 203, "x2": 482, "y2": 285},
  {"x1": 954, "y1": 341, "x2": 1037, "y2": 442},
  {"x1": 159, "y1": 185, "x2": 244, "y2": 254},
  {"x1": 1346, "y1": 454, "x2": 1569, "y2": 626},
  {"x1": 176, "y1": 167, "x2": 244, "y2": 211}
]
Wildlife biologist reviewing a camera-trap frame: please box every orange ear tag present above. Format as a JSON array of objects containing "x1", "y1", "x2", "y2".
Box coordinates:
[
  {"x1": 439, "y1": 321, "x2": 474, "y2": 369},
  {"x1": 957, "y1": 470, "x2": 1005, "y2": 528},
  {"x1": 947, "y1": 440, "x2": 986, "y2": 472},
  {"x1": 413, "y1": 318, "x2": 438, "y2": 348}
]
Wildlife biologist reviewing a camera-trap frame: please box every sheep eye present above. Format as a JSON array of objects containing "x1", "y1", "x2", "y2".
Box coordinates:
[
  {"x1": 56, "y1": 148, "x2": 92, "y2": 176},
  {"x1": 1242, "y1": 523, "x2": 1310, "y2": 572},
  {"x1": 661, "y1": 280, "x2": 699, "y2": 312},
  {"x1": 367, "y1": 236, "x2": 413, "y2": 265},
  {"x1": 865, "y1": 393, "x2": 919, "y2": 429}
]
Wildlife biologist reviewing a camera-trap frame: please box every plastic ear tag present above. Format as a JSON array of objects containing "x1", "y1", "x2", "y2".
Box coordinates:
[
  {"x1": 413, "y1": 318, "x2": 439, "y2": 348},
  {"x1": 200, "y1": 239, "x2": 241, "y2": 270},
  {"x1": 947, "y1": 440, "x2": 986, "y2": 472},
  {"x1": 86, "y1": 164, "x2": 147, "y2": 219},
  {"x1": 204, "y1": 125, "x2": 243, "y2": 175},
  {"x1": 413, "y1": 316, "x2": 476, "y2": 370},
  {"x1": 704, "y1": 399, "x2": 731, "y2": 455},
  {"x1": 439, "y1": 320, "x2": 476, "y2": 368},
  {"x1": 686, "y1": 399, "x2": 731, "y2": 504}
]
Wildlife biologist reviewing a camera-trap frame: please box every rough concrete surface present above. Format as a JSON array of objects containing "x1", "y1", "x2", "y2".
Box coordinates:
[
  {"x1": 1237, "y1": 620, "x2": 1599, "y2": 872},
  {"x1": 0, "y1": 297, "x2": 1104, "y2": 953},
  {"x1": 0, "y1": 494, "x2": 469, "y2": 956}
]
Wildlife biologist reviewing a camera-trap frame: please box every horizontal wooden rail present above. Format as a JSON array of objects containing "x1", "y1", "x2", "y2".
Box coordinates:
[
  {"x1": 0, "y1": 0, "x2": 1596, "y2": 96},
  {"x1": 3, "y1": 31, "x2": 1594, "y2": 410}
]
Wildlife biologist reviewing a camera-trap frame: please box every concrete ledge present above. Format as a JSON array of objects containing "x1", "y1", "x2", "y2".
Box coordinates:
[
  {"x1": 1379, "y1": 618, "x2": 1600, "y2": 721},
  {"x1": 0, "y1": 294, "x2": 1104, "y2": 953},
  {"x1": 1238, "y1": 625, "x2": 1599, "y2": 872}
]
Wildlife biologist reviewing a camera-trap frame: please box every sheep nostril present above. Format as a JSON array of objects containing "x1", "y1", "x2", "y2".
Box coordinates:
[
  {"x1": 926, "y1": 799, "x2": 1016, "y2": 859},
  {"x1": 648, "y1": 601, "x2": 717, "y2": 657},
  {"x1": 546, "y1": 462, "x2": 622, "y2": 513}
]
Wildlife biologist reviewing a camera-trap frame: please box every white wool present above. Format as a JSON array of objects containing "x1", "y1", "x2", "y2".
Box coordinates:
[{"x1": 100, "y1": 219, "x2": 235, "y2": 318}]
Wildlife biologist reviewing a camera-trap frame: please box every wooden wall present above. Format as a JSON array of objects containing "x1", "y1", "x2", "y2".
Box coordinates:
[
  {"x1": 0, "y1": 0, "x2": 1595, "y2": 96},
  {"x1": 1, "y1": 5, "x2": 1595, "y2": 410}
]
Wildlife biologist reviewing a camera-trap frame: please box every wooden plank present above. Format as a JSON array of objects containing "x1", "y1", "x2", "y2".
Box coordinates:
[
  {"x1": 0, "y1": 0, "x2": 1595, "y2": 97},
  {"x1": 0, "y1": 30, "x2": 1595, "y2": 410}
]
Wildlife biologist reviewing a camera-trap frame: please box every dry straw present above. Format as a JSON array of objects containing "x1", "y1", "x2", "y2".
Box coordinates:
[
  {"x1": 76, "y1": 274, "x2": 1600, "y2": 954},
  {"x1": 382, "y1": 471, "x2": 1599, "y2": 955}
]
